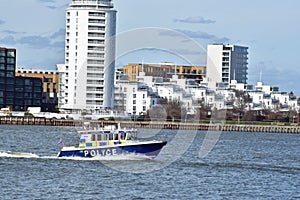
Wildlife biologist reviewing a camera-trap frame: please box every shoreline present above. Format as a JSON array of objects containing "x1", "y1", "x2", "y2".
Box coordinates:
[{"x1": 0, "y1": 116, "x2": 299, "y2": 134}]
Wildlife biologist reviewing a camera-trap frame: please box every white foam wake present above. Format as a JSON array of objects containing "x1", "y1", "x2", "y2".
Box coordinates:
[
  {"x1": 0, "y1": 150, "x2": 151, "y2": 161},
  {"x1": 0, "y1": 150, "x2": 39, "y2": 158}
]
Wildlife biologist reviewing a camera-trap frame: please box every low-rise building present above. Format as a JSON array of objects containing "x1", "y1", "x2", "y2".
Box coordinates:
[
  {"x1": 123, "y1": 62, "x2": 206, "y2": 84},
  {"x1": 115, "y1": 75, "x2": 164, "y2": 117},
  {"x1": 16, "y1": 68, "x2": 59, "y2": 112}
]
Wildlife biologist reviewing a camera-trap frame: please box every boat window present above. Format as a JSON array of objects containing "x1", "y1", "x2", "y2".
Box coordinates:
[
  {"x1": 103, "y1": 134, "x2": 108, "y2": 141},
  {"x1": 120, "y1": 132, "x2": 126, "y2": 140},
  {"x1": 127, "y1": 133, "x2": 132, "y2": 140},
  {"x1": 97, "y1": 134, "x2": 102, "y2": 141},
  {"x1": 114, "y1": 134, "x2": 119, "y2": 140},
  {"x1": 91, "y1": 134, "x2": 96, "y2": 141},
  {"x1": 109, "y1": 133, "x2": 114, "y2": 140}
]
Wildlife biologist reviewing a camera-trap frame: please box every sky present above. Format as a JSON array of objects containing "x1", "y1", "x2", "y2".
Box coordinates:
[{"x1": 0, "y1": 0, "x2": 300, "y2": 95}]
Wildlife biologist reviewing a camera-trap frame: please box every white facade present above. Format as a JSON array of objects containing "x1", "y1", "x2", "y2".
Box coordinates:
[
  {"x1": 207, "y1": 44, "x2": 248, "y2": 90},
  {"x1": 115, "y1": 69, "x2": 300, "y2": 117},
  {"x1": 58, "y1": 0, "x2": 116, "y2": 113},
  {"x1": 114, "y1": 79, "x2": 162, "y2": 116}
]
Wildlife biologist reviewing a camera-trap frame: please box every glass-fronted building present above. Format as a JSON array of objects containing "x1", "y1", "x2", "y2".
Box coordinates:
[
  {"x1": 0, "y1": 47, "x2": 43, "y2": 111},
  {"x1": 16, "y1": 68, "x2": 59, "y2": 112}
]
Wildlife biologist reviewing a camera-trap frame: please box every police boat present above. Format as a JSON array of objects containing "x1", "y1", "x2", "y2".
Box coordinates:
[{"x1": 57, "y1": 125, "x2": 167, "y2": 158}]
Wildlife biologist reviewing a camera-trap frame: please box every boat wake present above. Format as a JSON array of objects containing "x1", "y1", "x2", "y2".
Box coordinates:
[
  {"x1": 0, "y1": 150, "x2": 39, "y2": 158},
  {"x1": 0, "y1": 150, "x2": 151, "y2": 161}
]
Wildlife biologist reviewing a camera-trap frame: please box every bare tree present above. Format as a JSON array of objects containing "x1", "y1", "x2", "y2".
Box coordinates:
[{"x1": 165, "y1": 99, "x2": 187, "y2": 122}]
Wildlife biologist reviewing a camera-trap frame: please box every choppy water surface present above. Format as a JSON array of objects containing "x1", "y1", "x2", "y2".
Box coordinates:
[{"x1": 0, "y1": 125, "x2": 299, "y2": 199}]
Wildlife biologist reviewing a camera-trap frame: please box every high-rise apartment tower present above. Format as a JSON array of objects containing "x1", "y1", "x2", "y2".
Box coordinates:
[
  {"x1": 206, "y1": 44, "x2": 248, "y2": 89},
  {"x1": 58, "y1": 0, "x2": 116, "y2": 114}
]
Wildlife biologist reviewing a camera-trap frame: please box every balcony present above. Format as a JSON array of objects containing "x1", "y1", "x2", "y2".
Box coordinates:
[
  {"x1": 87, "y1": 73, "x2": 104, "y2": 79},
  {"x1": 87, "y1": 87, "x2": 104, "y2": 92}
]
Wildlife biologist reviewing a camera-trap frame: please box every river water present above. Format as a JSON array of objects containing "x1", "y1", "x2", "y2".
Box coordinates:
[{"x1": 0, "y1": 125, "x2": 299, "y2": 199}]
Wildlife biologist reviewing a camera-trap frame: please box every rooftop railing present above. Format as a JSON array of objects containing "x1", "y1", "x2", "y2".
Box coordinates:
[{"x1": 70, "y1": 0, "x2": 113, "y2": 7}]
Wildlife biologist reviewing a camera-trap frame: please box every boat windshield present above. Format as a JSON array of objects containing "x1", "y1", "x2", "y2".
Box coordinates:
[{"x1": 78, "y1": 129, "x2": 137, "y2": 147}]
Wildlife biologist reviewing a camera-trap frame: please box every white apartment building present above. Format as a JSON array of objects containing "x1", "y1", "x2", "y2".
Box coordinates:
[
  {"x1": 114, "y1": 78, "x2": 163, "y2": 116},
  {"x1": 255, "y1": 81, "x2": 279, "y2": 94},
  {"x1": 58, "y1": 0, "x2": 116, "y2": 114},
  {"x1": 207, "y1": 44, "x2": 248, "y2": 90}
]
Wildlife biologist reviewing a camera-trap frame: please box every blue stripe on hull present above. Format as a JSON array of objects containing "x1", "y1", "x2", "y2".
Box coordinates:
[{"x1": 58, "y1": 141, "x2": 167, "y2": 158}]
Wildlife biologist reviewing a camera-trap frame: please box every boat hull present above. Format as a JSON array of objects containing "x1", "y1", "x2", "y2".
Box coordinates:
[{"x1": 57, "y1": 141, "x2": 167, "y2": 158}]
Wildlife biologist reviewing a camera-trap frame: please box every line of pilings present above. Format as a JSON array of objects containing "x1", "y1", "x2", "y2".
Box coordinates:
[
  {"x1": 1, "y1": 117, "x2": 300, "y2": 134},
  {"x1": 0, "y1": 116, "x2": 76, "y2": 127}
]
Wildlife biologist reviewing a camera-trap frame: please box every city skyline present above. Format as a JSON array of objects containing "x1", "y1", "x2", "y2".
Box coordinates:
[{"x1": 0, "y1": 0, "x2": 299, "y2": 95}]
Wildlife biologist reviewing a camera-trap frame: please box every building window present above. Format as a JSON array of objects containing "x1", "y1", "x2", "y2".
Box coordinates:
[
  {"x1": 0, "y1": 50, "x2": 5, "y2": 56},
  {"x1": 6, "y1": 78, "x2": 15, "y2": 85},
  {"x1": 7, "y1": 51, "x2": 15, "y2": 57},
  {"x1": 43, "y1": 78, "x2": 53, "y2": 82},
  {"x1": 6, "y1": 71, "x2": 14, "y2": 77},
  {"x1": 47, "y1": 83, "x2": 50, "y2": 93}
]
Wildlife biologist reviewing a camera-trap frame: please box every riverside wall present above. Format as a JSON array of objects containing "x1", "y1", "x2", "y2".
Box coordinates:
[{"x1": 0, "y1": 116, "x2": 300, "y2": 134}]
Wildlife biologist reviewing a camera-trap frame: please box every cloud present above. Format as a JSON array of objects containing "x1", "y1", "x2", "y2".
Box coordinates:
[
  {"x1": 174, "y1": 16, "x2": 216, "y2": 24},
  {"x1": 51, "y1": 41, "x2": 65, "y2": 49},
  {"x1": 248, "y1": 60, "x2": 300, "y2": 94},
  {"x1": 36, "y1": 0, "x2": 69, "y2": 10},
  {"x1": 2, "y1": 30, "x2": 26, "y2": 34},
  {"x1": 0, "y1": 19, "x2": 5, "y2": 25},
  {"x1": 37, "y1": 0, "x2": 56, "y2": 2},
  {"x1": 0, "y1": 28, "x2": 65, "y2": 49},
  {"x1": 177, "y1": 29, "x2": 230, "y2": 43},
  {"x1": 46, "y1": 5, "x2": 57, "y2": 9},
  {"x1": 176, "y1": 29, "x2": 216, "y2": 39},
  {"x1": 50, "y1": 28, "x2": 65, "y2": 39},
  {"x1": 0, "y1": 35, "x2": 16, "y2": 45},
  {"x1": 18, "y1": 36, "x2": 52, "y2": 48},
  {"x1": 160, "y1": 29, "x2": 230, "y2": 43},
  {"x1": 46, "y1": 3, "x2": 69, "y2": 10},
  {"x1": 170, "y1": 48, "x2": 204, "y2": 56}
]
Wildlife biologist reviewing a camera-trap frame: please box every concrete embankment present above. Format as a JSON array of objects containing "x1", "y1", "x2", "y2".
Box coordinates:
[{"x1": 0, "y1": 116, "x2": 299, "y2": 134}]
